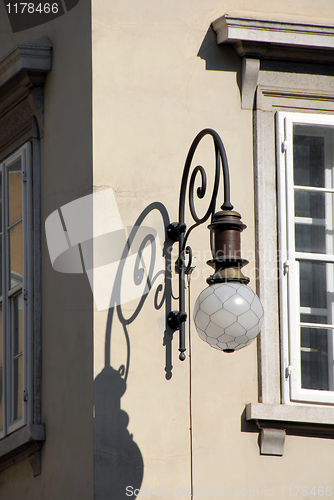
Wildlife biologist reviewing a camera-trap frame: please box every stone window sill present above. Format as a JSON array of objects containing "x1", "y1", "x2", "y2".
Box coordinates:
[
  {"x1": 246, "y1": 403, "x2": 334, "y2": 456},
  {"x1": 0, "y1": 424, "x2": 45, "y2": 475}
]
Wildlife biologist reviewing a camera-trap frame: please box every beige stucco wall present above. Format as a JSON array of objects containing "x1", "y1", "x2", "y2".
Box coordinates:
[
  {"x1": 92, "y1": 0, "x2": 334, "y2": 498},
  {"x1": 2, "y1": 0, "x2": 334, "y2": 498},
  {"x1": 0, "y1": 0, "x2": 94, "y2": 499}
]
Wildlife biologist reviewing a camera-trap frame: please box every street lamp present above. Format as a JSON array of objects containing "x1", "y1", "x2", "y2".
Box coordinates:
[{"x1": 167, "y1": 129, "x2": 263, "y2": 359}]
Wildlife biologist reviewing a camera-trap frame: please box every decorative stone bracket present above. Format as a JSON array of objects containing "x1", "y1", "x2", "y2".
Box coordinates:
[
  {"x1": 241, "y1": 57, "x2": 259, "y2": 109},
  {"x1": 259, "y1": 428, "x2": 286, "y2": 456},
  {"x1": 212, "y1": 12, "x2": 334, "y2": 109}
]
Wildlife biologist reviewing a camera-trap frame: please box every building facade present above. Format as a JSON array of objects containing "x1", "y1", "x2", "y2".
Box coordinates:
[{"x1": 1, "y1": 0, "x2": 334, "y2": 498}]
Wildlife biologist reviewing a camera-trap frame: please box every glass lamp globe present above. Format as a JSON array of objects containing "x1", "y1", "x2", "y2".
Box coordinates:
[{"x1": 193, "y1": 282, "x2": 264, "y2": 352}]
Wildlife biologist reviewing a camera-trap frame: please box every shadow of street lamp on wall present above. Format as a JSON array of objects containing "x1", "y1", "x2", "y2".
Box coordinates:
[{"x1": 167, "y1": 129, "x2": 264, "y2": 359}]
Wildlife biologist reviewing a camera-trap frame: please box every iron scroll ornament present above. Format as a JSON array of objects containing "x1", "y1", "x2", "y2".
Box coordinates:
[{"x1": 167, "y1": 128, "x2": 237, "y2": 360}]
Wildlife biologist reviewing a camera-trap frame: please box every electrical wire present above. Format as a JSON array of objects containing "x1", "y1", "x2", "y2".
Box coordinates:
[{"x1": 187, "y1": 273, "x2": 194, "y2": 500}]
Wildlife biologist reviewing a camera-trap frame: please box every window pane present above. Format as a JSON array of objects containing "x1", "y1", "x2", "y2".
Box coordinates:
[
  {"x1": 9, "y1": 221, "x2": 23, "y2": 289},
  {"x1": 295, "y1": 224, "x2": 326, "y2": 253},
  {"x1": 293, "y1": 129, "x2": 325, "y2": 187},
  {"x1": 294, "y1": 190, "x2": 325, "y2": 219},
  {"x1": 12, "y1": 355, "x2": 23, "y2": 421},
  {"x1": 301, "y1": 314, "x2": 328, "y2": 325},
  {"x1": 301, "y1": 327, "x2": 329, "y2": 390},
  {"x1": 8, "y1": 160, "x2": 22, "y2": 227},
  {"x1": 299, "y1": 261, "x2": 328, "y2": 309},
  {"x1": 13, "y1": 294, "x2": 23, "y2": 357}
]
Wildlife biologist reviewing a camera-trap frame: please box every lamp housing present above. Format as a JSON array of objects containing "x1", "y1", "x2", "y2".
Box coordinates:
[{"x1": 193, "y1": 209, "x2": 263, "y2": 352}]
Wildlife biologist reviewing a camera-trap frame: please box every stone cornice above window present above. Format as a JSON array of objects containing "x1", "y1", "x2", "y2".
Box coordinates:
[
  {"x1": 212, "y1": 13, "x2": 334, "y2": 109},
  {"x1": 0, "y1": 37, "x2": 52, "y2": 142},
  {"x1": 0, "y1": 37, "x2": 52, "y2": 88},
  {"x1": 212, "y1": 13, "x2": 334, "y2": 63}
]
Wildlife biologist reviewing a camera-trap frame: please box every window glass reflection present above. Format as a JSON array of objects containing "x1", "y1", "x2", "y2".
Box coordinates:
[
  {"x1": 294, "y1": 191, "x2": 325, "y2": 219},
  {"x1": 7, "y1": 160, "x2": 22, "y2": 227},
  {"x1": 293, "y1": 129, "x2": 325, "y2": 187},
  {"x1": 9, "y1": 222, "x2": 23, "y2": 289},
  {"x1": 300, "y1": 314, "x2": 328, "y2": 325},
  {"x1": 295, "y1": 224, "x2": 326, "y2": 253},
  {"x1": 13, "y1": 294, "x2": 23, "y2": 357},
  {"x1": 12, "y1": 356, "x2": 23, "y2": 421},
  {"x1": 301, "y1": 327, "x2": 329, "y2": 391},
  {"x1": 299, "y1": 261, "x2": 328, "y2": 310}
]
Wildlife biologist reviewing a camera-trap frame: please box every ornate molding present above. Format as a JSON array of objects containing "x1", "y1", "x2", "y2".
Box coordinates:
[
  {"x1": 213, "y1": 14, "x2": 334, "y2": 110},
  {"x1": 0, "y1": 38, "x2": 52, "y2": 88},
  {"x1": 27, "y1": 86, "x2": 45, "y2": 137},
  {"x1": 256, "y1": 86, "x2": 334, "y2": 113},
  {"x1": 0, "y1": 37, "x2": 52, "y2": 140},
  {"x1": 213, "y1": 13, "x2": 334, "y2": 63}
]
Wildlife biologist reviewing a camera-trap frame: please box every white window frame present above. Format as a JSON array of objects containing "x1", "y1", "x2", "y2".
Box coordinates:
[
  {"x1": 277, "y1": 112, "x2": 334, "y2": 405},
  {"x1": 0, "y1": 142, "x2": 32, "y2": 439}
]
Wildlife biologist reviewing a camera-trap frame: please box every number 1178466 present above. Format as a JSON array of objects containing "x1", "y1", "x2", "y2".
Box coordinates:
[
  {"x1": 6, "y1": 2, "x2": 59, "y2": 13},
  {"x1": 281, "y1": 486, "x2": 332, "y2": 496}
]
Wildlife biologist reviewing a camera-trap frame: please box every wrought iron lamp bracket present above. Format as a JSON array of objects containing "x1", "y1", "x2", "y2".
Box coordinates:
[{"x1": 167, "y1": 128, "x2": 250, "y2": 361}]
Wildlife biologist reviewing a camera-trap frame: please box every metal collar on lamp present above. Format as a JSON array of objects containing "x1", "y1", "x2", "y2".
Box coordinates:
[{"x1": 194, "y1": 211, "x2": 263, "y2": 353}]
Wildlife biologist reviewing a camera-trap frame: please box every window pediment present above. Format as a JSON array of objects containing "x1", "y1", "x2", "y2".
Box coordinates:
[
  {"x1": 0, "y1": 37, "x2": 52, "y2": 145},
  {"x1": 213, "y1": 12, "x2": 334, "y2": 63}
]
